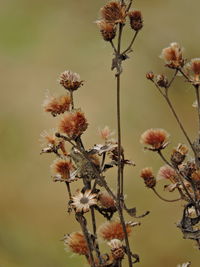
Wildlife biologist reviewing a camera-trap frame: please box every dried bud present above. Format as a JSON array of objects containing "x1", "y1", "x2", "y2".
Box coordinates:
[
  {"x1": 59, "y1": 110, "x2": 88, "y2": 139},
  {"x1": 140, "y1": 128, "x2": 169, "y2": 151},
  {"x1": 108, "y1": 239, "x2": 124, "y2": 260},
  {"x1": 140, "y1": 167, "x2": 156, "y2": 188},
  {"x1": 43, "y1": 94, "x2": 71, "y2": 116},
  {"x1": 128, "y1": 10, "x2": 143, "y2": 31},
  {"x1": 64, "y1": 232, "x2": 89, "y2": 255},
  {"x1": 171, "y1": 144, "x2": 188, "y2": 166},
  {"x1": 98, "y1": 191, "x2": 116, "y2": 209},
  {"x1": 191, "y1": 170, "x2": 200, "y2": 190},
  {"x1": 59, "y1": 70, "x2": 83, "y2": 91},
  {"x1": 160, "y1": 42, "x2": 184, "y2": 68},
  {"x1": 96, "y1": 20, "x2": 116, "y2": 41},
  {"x1": 146, "y1": 71, "x2": 154, "y2": 80},
  {"x1": 156, "y1": 74, "x2": 168, "y2": 88},
  {"x1": 98, "y1": 221, "x2": 132, "y2": 241},
  {"x1": 100, "y1": 1, "x2": 126, "y2": 24}
]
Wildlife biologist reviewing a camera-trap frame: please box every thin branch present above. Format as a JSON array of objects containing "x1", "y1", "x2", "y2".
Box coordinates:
[
  {"x1": 110, "y1": 40, "x2": 117, "y2": 54},
  {"x1": 195, "y1": 85, "x2": 200, "y2": 141},
  {"x1": 126, "y1": 0, "x2": 133, "y2": 12},
  {"x1": 122, "y1": 31, "x2": 138, "y2": 55},
  {"x1": 70, "y1": 90, "x2": 74, "y2": 110},
  {"x1": 152, "y1": 188, "x2": 181, "y2": 202},
  {"x1": 65, "y1": 182, "x2": 72, "y2": 199},
  {"x1": 167, "y1": 69, "x2": 178, "y2": 91}
]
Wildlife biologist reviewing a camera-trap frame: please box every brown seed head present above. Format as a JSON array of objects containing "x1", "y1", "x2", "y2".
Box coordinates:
[
  {"x1": 96, "y1": 20, "x2": 116, "y2": 41},
  {"x1": 51, "y1": 158, "x2": 73, "y2": 180},
  {"x1": 140, "y1": 128, "x2": 169, "y2": 150},
  {"x1": 64, "y1": 232, "x2": 89, "y2": 255},
  {"x1": 98, "y1": 221, "x2": 132, "y2": 241},
  {"x1": 100, "y1": 1, "x2": 126, "y2": 24},
  {"x1": 59, "y1": 70, "x2": 83, "y2": 91},
  {"x1": 59, "y1": 110, "x2": 88, "y2": 139},
  {"x1": 157, "y1": 165, "x2": 177, "y2": 183},
  {"x1": 156, "y1": 74, "x2": 168, "y2": 88},
  {"x1": 171, "y1": 144, "x2": 188, "y2": 166},
  {"x1": 43, "y1": 94, "x2": 71, "y2": 116},
  {"x1": 108, "y1": 239, "x2": 124, "y2": 260},
  {"x1": 160, "y1": 42, "x2": 184, "y2": 68},
  {"x1": 191, "y1": 170, "x2": 200, "y2": 182},
  {"x1": 140, "y1": 167, "x2": 156, "y2": 188},
  {"x1": 98, "y1": 191, "x2": 116, "y2": 209},
  {"x1": 185, "y1": 58, "x2": 200, "y2": 84},
  {"x1": 128, "y1": 10, "x2": 143, "y2": 31}
]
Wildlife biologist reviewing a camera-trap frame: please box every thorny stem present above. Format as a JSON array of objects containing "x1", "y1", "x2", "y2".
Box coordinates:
[{"x1": 152, "y1": 188, "x2": 181, "y2": 202}]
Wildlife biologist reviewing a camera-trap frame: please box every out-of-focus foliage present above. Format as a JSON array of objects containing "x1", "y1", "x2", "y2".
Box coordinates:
[{"x1": 0, "y1": 0, "x2": 200, "y2": 266}]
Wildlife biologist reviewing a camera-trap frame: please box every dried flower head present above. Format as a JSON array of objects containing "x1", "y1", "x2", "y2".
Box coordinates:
[
  {"x1": 40, "y1": 129, "x2": 67, "y2": 155},
  {"x1": 51, "y1": 158, "x2": 73, "y2": 181},
  {"x1": 64, "y1": 232, "x2": 89, "y2": 255},
  {"x1": 128, "y1": 10, "x2": 143, "y2": 31},
  {"x1": 98, "y1": 191, "x2": 116, "y2": 209},
  {"x1": 96, "y1": 20, "x2": 116, "y2": 41},
  {"x1": 71, "y1": 190, "x2": 97, "y2": 213},
  {"x1": 59, "y1": 70, "x2": 83, "y2": 91},
  {"x1": 185, "y1": 58, "x2": 200, "y2": 85},
  {"x1": 43, "y1": 94, "x2": 71, "y2": 116},
  {"x1": 98, "y1": 221, "x2": 132, "y2": 241},
  {"x1": 171, "y1": 144, "x2": 188, "y2": 166},
  {"x1": 177, "y1": 262, "x2": 191, "y2": 267},
  {"x1": 108, "y1": 239, "x2": 124, "y2": 260},
  {"x1": 160, "y1": 42, "x2": 184, "y2": 68},
  {"x1": 157, "y1": 165, "x2": 177, "y2": 183},
  {"x1": 140, "y1": 167, "x2": 156, "y2": 188},
  {"x1": 156, "y1": 74, "x2": 168, "y2": 88},
  {"x1": 59, "y1": 110, "x2": 88, "y2": 139},
  {"x1": 191, "y1": 170, "x2": 200, "y2": 182},
  {"x1": 140, "y1": 128, "x2": 169, "y2": 150},
  {"x1": 100, "y1": 1, "x2": 126, "y2": 24}
]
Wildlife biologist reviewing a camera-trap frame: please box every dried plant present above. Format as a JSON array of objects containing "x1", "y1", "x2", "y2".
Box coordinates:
[
  {"x1": 41, "y1": 1, "x2": 146, "y2": 266},
  {"x1": 141, "y1": 42, "x2": 200, "y2": 249}
]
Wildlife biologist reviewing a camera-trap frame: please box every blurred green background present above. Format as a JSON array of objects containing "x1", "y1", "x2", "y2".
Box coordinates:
[{"x1": 0, "y1": 0, "x2": 200, "y2": 266}]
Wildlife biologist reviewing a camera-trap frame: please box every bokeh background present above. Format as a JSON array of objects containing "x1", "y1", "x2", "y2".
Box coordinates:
[{"x1": 1, "y1": 0, "x2": 200, "y2": 266}]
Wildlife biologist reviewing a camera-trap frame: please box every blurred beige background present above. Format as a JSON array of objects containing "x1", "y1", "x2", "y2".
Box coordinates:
[{"x1": 0, "y1": 0, "x2": 200, "y2": 266}]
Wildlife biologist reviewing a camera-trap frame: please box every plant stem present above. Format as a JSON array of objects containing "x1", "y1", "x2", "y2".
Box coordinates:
[
  {"x1": 65, "y1": 181, "x2": 72, "y2": 199},
  {"x1": 122, "y1": 31, "x2": 138, "y2": 55},
  {"x1": 152, "y1": 188, "x2": 181, "y2": 202},
  {"x1": 70, "y1": 90, "x2": 74, "y2": 110},
  {"x1": 195, "y1": 85, "x2": 200, "y2": 141}
]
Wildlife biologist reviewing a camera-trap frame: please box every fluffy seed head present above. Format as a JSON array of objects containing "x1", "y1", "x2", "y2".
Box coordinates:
[
  {"x1": 51, "y1": 158, "x2": 73, "y2": 180},
  {"x1": 157, "y1": 165, "x2": 177, "y2": 183},
  {"x1": 98, "y1": 191, "x2": 116, "y2": 209},
  {"x1": 71, "y1": 190, "x2": 97, "y2": 213},
  {"x1": 43, "y1": 94, "x2": 71, "y2": 116},
  {"x1": 128, "y1": 10, "x2": 143, "y2": 31},
  {"x1": 59, "y1": 70, "x2": 83, "y2": 91},
  {"x1": 99, "y1": 126, "x2": 115, "y2": 141},
  {"x1": 96, "y1": 20, "x2": 116, "y2": 41},
  {"x1": 185, "y1": 58, "x2": 200, "y2": 84},
  {"x1": 160, "y1": 42, "x2": 184, "y2": 68},
  {"x1": 100, "y1": 1, "x2": 126, "y2": 24},
  {"x1": 59, "y1": 110, "x2": 88, "y2": 139},
  {"x1": 140, "y1": 128, "x2": 169, "y2": 150},
  {"x1": 140, "y1": 167, "x2": 156, "y2": 188},
  {"x1": 98, "y1": 221, "x2": 132, "y2": 241},
  {"x1": 64, "y1": 232, "x2": 89, "y2": 255}
]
